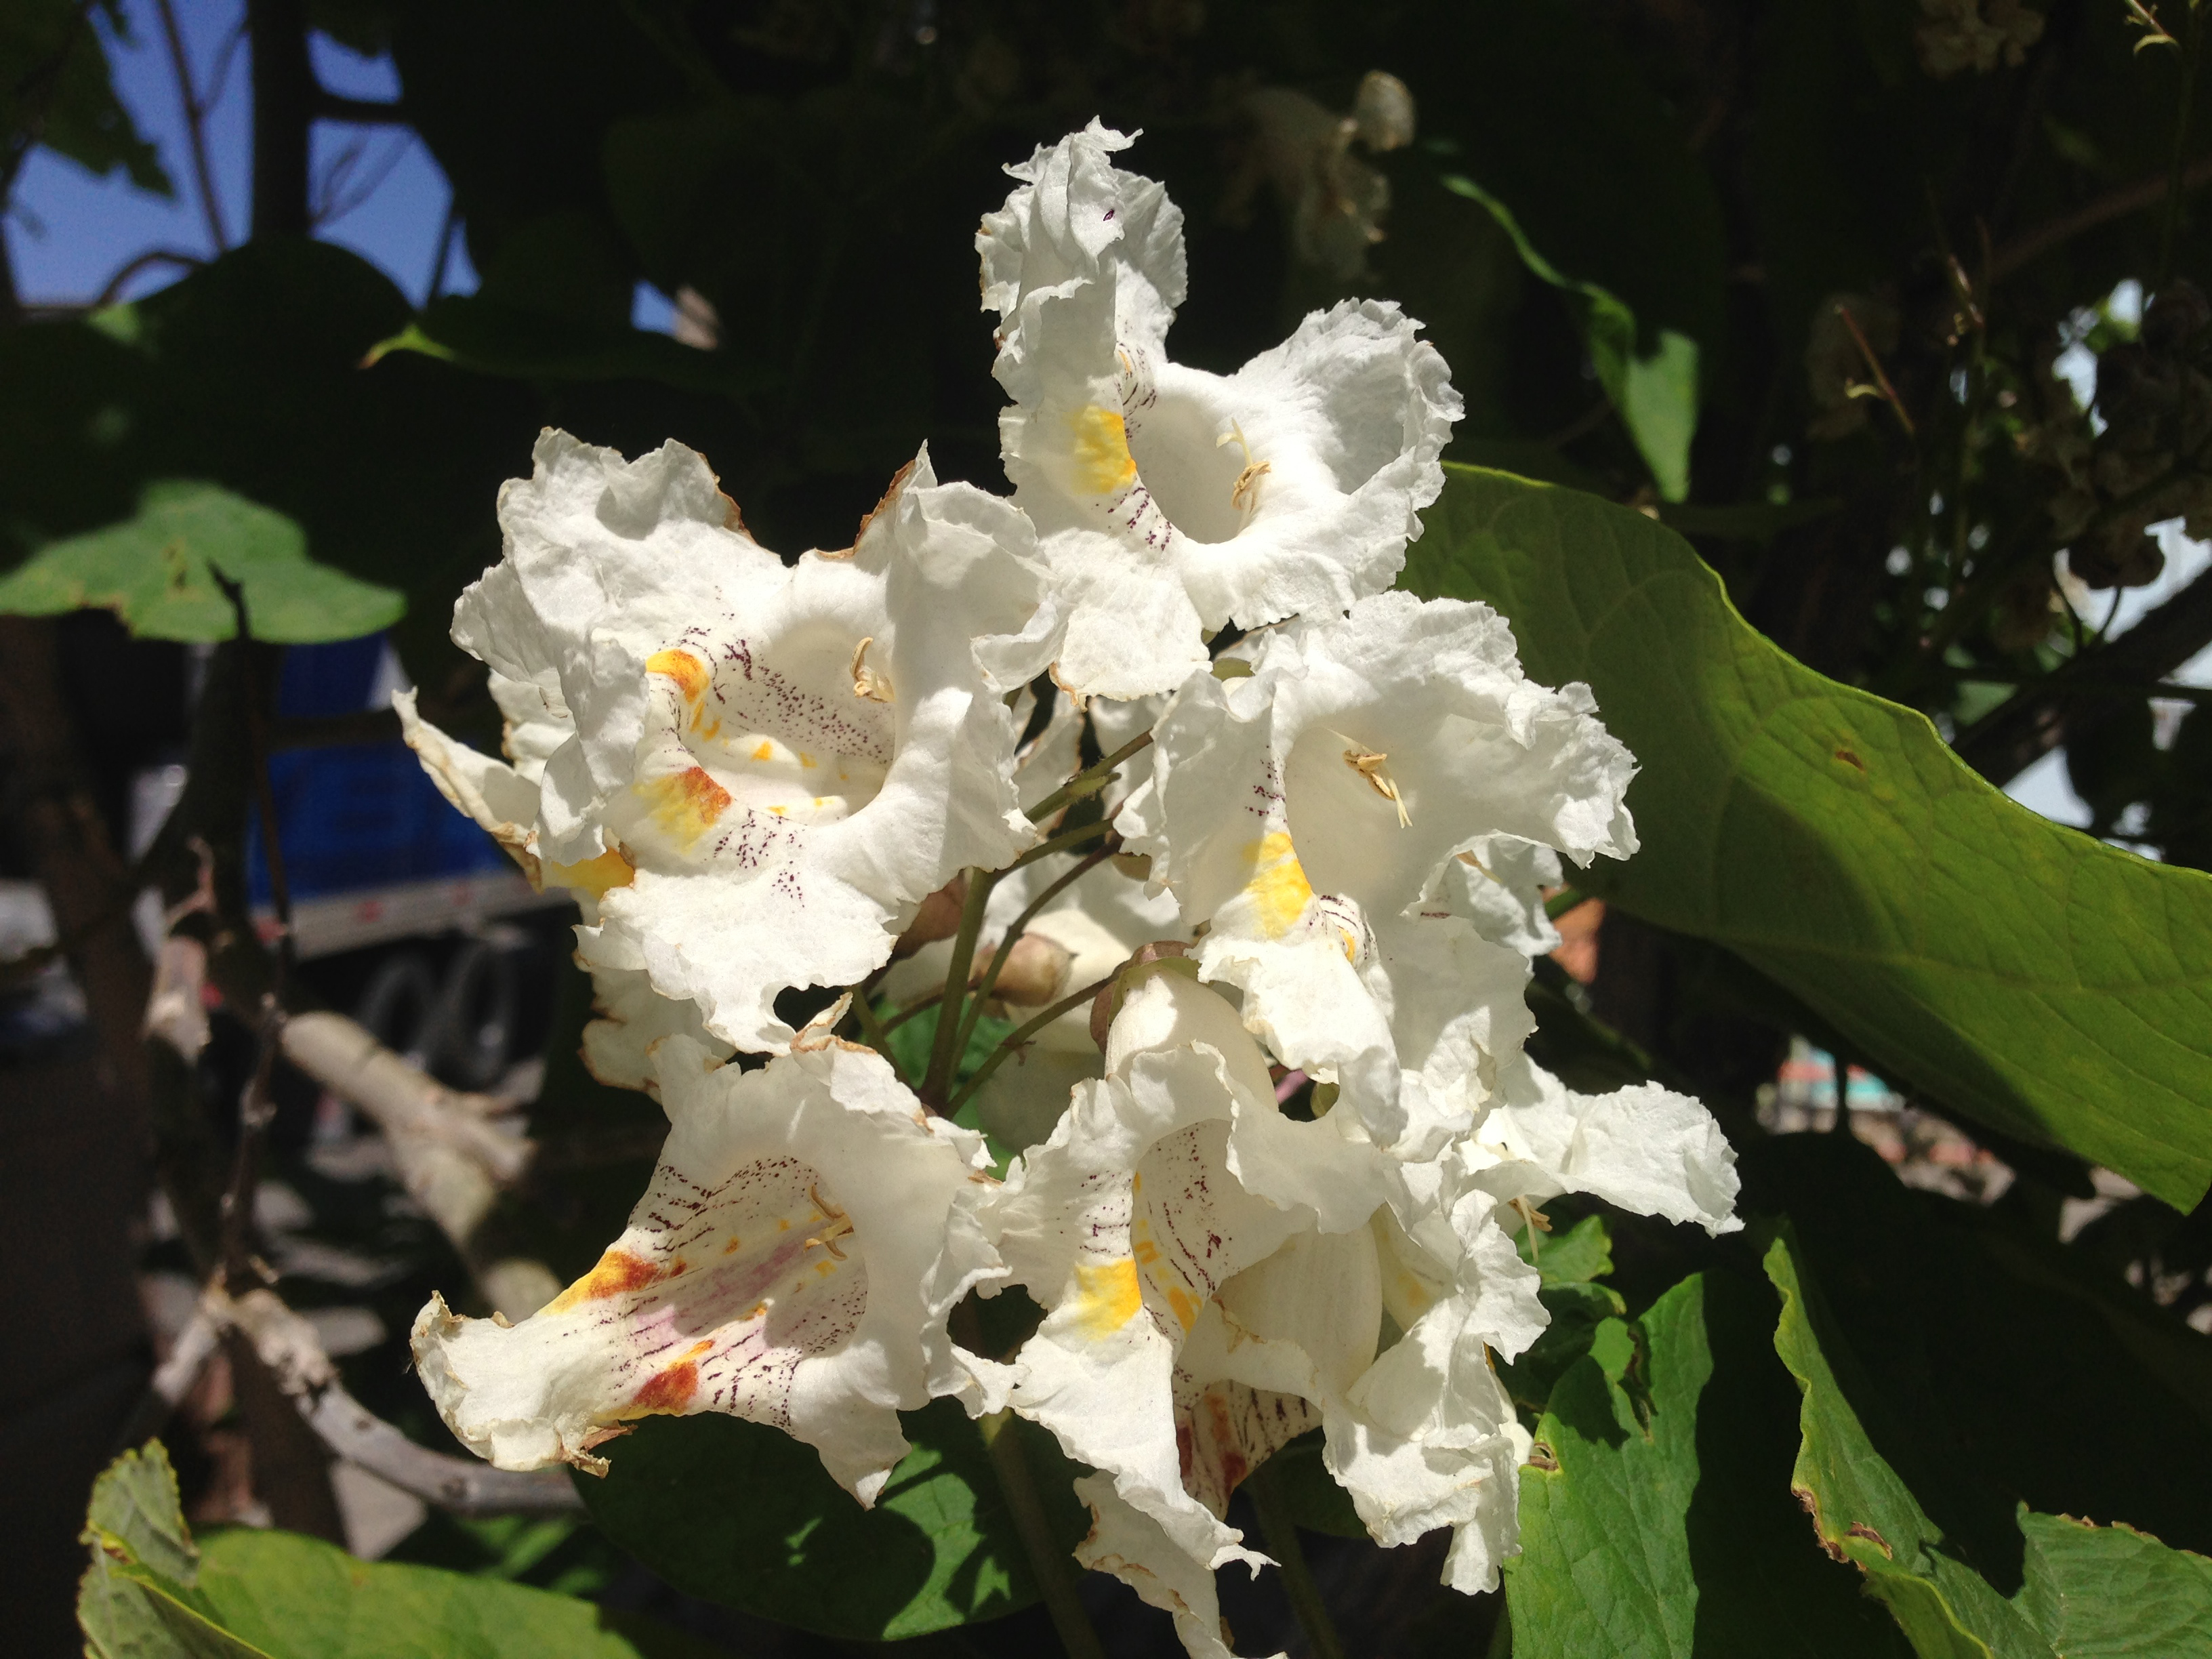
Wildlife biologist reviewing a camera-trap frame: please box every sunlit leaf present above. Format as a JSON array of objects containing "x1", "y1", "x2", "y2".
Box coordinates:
[
  {"x1": 1405, "y1": 466, "x2": 2212, "y2": 1209},
  {"x1": 1506, "y1": 1272, "x2": 1912, "y2": 1657},
  {"x1": 1766, "y1": 1229, "x2": 2212, "y2": 1658}
]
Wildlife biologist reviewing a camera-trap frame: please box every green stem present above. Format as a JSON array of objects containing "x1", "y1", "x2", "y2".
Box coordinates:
[
  {"x1": 1246, "y1": 1460, "x2": 1347, "y2": 1659},
  {"x1": 944, "y1": 977, "x2": 1111, "y2": 1118},
  {"x1": 954, "y1": 838, "x2": 1121, "y2": 1057},
  {"x1": 921, "y1": 869, "x2": 995, "y2": 1105},
  {"x1": 1544, "y1": 886, "x2": 1589, "y2": 921},
  {"x1": 1004, "y1": 816, "x2": 1118, "y2": 876},
  {"x1": 846, "y1": 988, "x2": 895, "y2": 1061},
  {"x1": 979, "y1": 1411, "x2": 1107, "y2": 1659},
  {"x1": 1027, "y1": 730, "x2": 1153, "y2": 825}
]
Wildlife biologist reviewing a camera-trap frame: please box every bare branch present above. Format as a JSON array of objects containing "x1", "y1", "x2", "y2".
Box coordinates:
[
  {"x1": 312, "y1": 89, "x2": 408, "y2": 125},
  {"x1": 1956, "y1": 563, "x2": 2212, "y2": 783},
  {"x1": 152, "y1": 0, "x2": 230, "y2": 249}
]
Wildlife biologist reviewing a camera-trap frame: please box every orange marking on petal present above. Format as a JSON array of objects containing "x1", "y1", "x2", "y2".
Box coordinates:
[
  {"x1": 752, "y1": 741, "x2": 776, "y2": 762},
  {"x1": 640, "y1": 765, "x2": 733, "y2": 848},
  {"x1": 545, "y1": 1248, "x2": 660, "y2": 1313},
  {"x1": 646, "y1": 648, "x2": 710, "y2": 702},
  {"x1": 628, "y1": 1359, "x2": 699, "y2": 1414}
]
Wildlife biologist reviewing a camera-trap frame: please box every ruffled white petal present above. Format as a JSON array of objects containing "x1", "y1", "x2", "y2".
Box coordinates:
[
  {"x1": 985, "y1": 129, "x2": 1459, "y2": 699},
  {"x1": 979, "y1": 971, "x2": 1381, "y2": 1579},
  {"x1": 411, "y1": 1036, "x2": 1001, "y2": 1503},
  {"x1": 1471, "y1": 1058, "x2": 1743, "y2": 1237},
  {"x1": 979, "y1": 119, "x2": 1186, "y2": 380},
  {"x1": 1119, "y1": 591, "x2": 1637, "y2": 1153},
  {"x1": 409, "y1": 430, "x2": 1057, "y2": 1054},
  {"x1": 571, "y1": 899, "x2": 734, "y2": 1095},
  {"x1": 1073, "y1": 1473, "x2": 1275, "y2": 1659}
]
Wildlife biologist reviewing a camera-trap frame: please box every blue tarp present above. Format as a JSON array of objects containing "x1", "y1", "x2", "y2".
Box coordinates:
[{"x1": 244, "y1": 636, "x2": 511, "y2": 906}]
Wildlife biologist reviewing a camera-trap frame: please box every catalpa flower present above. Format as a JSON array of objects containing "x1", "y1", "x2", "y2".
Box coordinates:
[
  {"x1": 413, "y1": 1034, "x2": 1002, "y2": 1502},
  {"x1": 1456, "y1": 1054, "x2": 1742, "y2": 1237},
  {"x1": 969, "y1": 968, "x2": 1547, "y2": 1654},
  {"x1": 981, "y1": 124, "x2": 1460, "y2": 699},
  {"x1": 403, "y1": 428, "x2": 1058, "y2": 1053},
  {"x1": 397, "y1": 681, "x2": 730, "y2": 1094},
  {"x1": 1116, "y1": 591, "x2": 1638, "y2": 1156}
]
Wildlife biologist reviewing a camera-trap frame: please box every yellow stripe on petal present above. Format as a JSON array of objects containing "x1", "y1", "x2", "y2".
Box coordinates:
[
  {"x1": 1068, "y1": 405, "x2": 1139, "y2": 497},
  {"x1": 1240, "y1": 830, "x2": 1315, "y2": 939},
  {"x1": 639, "y1": 765, "x2": 733, "y2": 850},
  {"x1": 546, "y1": 845, "x2": 635, "y2": 897},
  {"x1": 645, "y1": 648, "x2": 710, "y2": 703},
  {"x1": 1071, "y1": 1257, "x2": 1142, "y2": 1338}
]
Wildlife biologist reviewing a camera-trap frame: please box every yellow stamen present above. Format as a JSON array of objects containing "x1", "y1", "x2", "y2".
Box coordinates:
[
  {"x1": 1343, "y1": 748, "x2": 1411, "y2": 827},
  {"x1": 1216, "y1": 419, "x2": 1271, "y2": 516},
  {"x1": 850, "y1": 637, "x2": 894, "y2": 703},
  {"x1": 804, "y1": 1183, "x2": 856, "y2": 1261},
  {"x1": 1507, "y1": 1195, "x2": 1553, "y2": 1261}
]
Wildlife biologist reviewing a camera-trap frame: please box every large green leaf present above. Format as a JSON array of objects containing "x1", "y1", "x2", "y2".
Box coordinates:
[
  {"x1": 576, "y1": 1397, "x2": 1084, "y2": 1640},
  {"x1": 79, "y1": 1443, "x2": 699, "y2": 1659},
  {"x1": 0, "y1": 481, "x2": 403, "y2": 642},
  {"x1": 190, "y1": 1532, "x2": 705, "y2": 1659},
  {"x1": 79, "y1": 1443, "x2": 263, "y2": 1659},
  {"x1": 0, "y1": 239, "x2": 544, "y2": 682},
  {"x1": 2015, "y1": 1511, "x2": 2212, "y2": 1657},
  {"x1": 1505, "y1": 1271, "x2": 1912, "y2": 1658},
  {"x1": 1765, "y1": 1231, "x2": 2212, "y2": 1659},
  {"x1": 1404, "y1": 466, "x2": 2212, "y2": 1209},
  {"x1": 1765, "y1": 1231, "x2": 2045, "y2": 1658},
  {"x1": 1744, "y1": 1134, "x2": 2212, "y2": 1563}
]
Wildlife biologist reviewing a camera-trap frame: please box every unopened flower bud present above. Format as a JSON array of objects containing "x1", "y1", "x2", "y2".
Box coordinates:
[
  {"x1": 895, "y1": 874, "x2": 968, "y2": 956},
  {"x1": 991, "y1": 933, "x2": 1073, "y2": 1007}
]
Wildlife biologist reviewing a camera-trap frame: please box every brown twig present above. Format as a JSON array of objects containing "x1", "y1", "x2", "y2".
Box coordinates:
[
  {"x1": 1990, "y1": 155, "x2": 2212, "y2": 280},
  {"x1": 955, "y1": 836, "x2": 1121, "y2": 1057},
  {"x1": 944, "y1": 977, "x2": 1113, "y2": 1118},
  {"x1": 208, "y1": 569, "x2": 291, "y2": 1286},
  {"x1": 1834, "y1": 301, "x2": 1916, "y2": 437},
  {"x1": 93, "y1": 247, "x2": 204, "y2": 306},
  {"x1": 152, "y1": 0, "x2": 229, "y2": 249}
]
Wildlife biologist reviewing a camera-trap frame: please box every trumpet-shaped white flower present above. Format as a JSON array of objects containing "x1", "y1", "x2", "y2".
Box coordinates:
[
  {"x1": 1117, "y1": 591, "x2": 1639, "y2": 1156},
  {"x1": 971, "y1": 969, "x2": 1551, "y2": 1655},
  {"x1": 981, "y1": 124, "x2": 1460, "y2": 699},
  {"x1": 403, "y1": 429, "x2": 1059, "y2": 1054},
  {"x1": 412, "y1": 1035, "x2": 1002, "y2": 1503}
]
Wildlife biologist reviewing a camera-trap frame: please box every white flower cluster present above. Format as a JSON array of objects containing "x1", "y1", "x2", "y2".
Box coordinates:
[{"x1": 402, "y1": 124, "x2": 1738, "y2": 1658}]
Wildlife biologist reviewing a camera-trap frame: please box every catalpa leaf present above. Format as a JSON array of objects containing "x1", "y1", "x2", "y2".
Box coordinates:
[
  {"x1": 1765, "y1": 1230, "x2": 2212, "y2": 1659},
  {"x1": 1404, "y1": 467, "x2": 2212, "y2": 1209},
  {"x1": 1506, "y1": 1272, "x2": 1911, "y2": 1658},
  {"x1": 577, "y1": 1398, "x2": 1085, "y2": 1640},
  {"x1": 0, "y1": 481, "x2": 403, "y2": 643}
]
